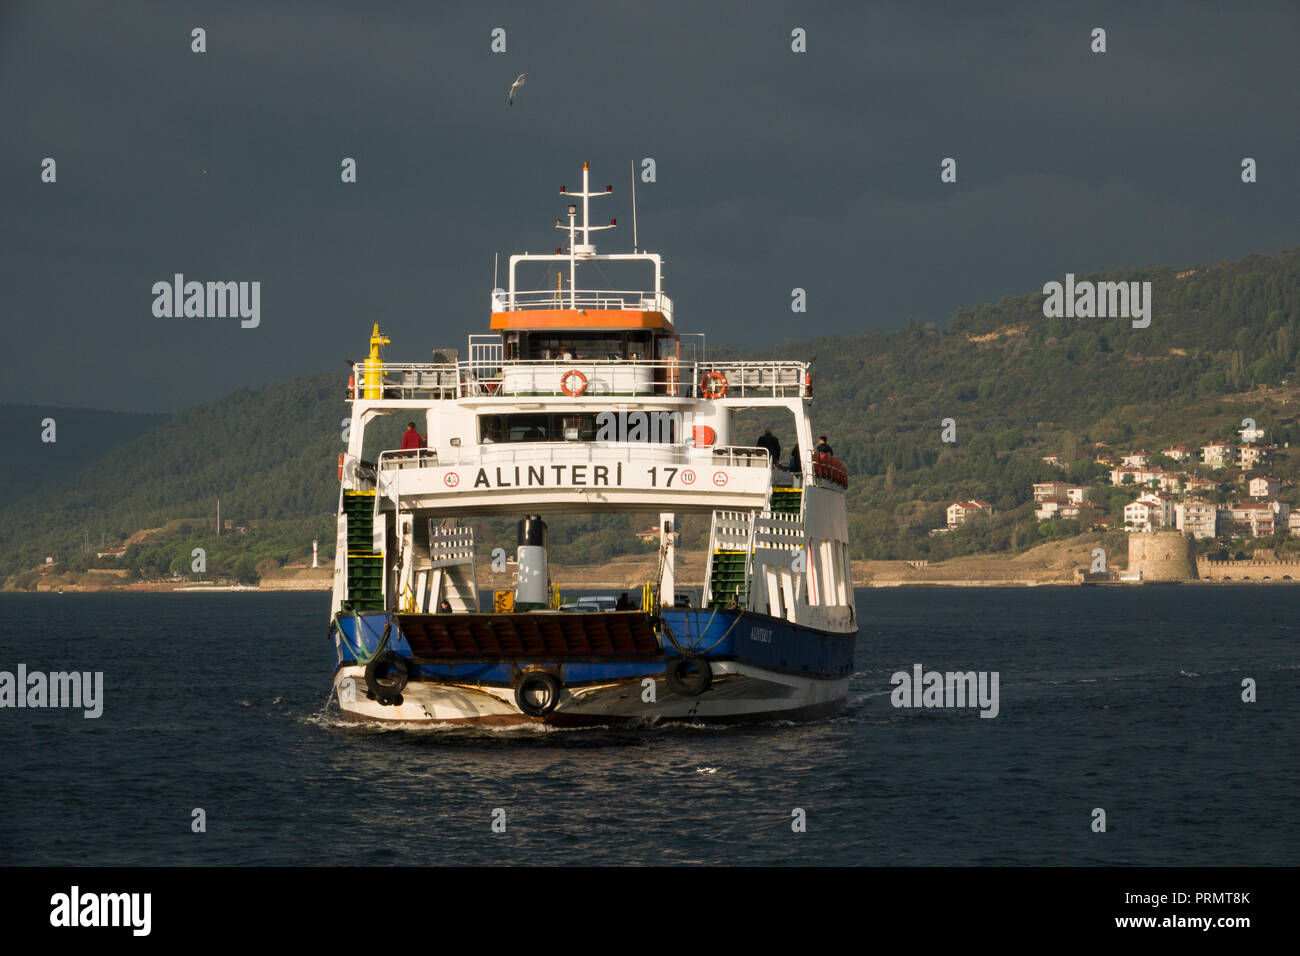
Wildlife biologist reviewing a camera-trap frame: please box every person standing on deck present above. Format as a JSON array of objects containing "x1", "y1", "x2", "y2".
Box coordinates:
[
  {"x1": 816, "y1": 435, "x2": 834, "y2": 456},
  {"x1": 756, "y1": 428, "x2": 781, "y2": 465},
  {"x1": 400, "y1": 421, "x2": 423, "y2": 451}
]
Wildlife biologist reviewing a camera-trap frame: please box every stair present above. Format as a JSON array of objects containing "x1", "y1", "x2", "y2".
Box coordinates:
[
  {"x1": 769, "y1": 488, "x2": 803, "y2": 516},
  {"x1": 344, "y1": 491, "x2": 383, "y2": 610},
  {"x1": 343, "y1": 491, "x2": 376, "y2": 550},
  {"x1": 708, "y1": 550, "x2": 749, "y2": 609}
]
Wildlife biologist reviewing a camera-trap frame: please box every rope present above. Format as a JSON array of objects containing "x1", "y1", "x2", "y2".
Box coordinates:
[
  {"x1": 330, "y1": 609, "x2": 391, "y2": 664},
  {"x1": 329, "y1": 611, "x2": 365, "y2": 662},
  {"x1": 657, "y1": 604, "x2": 744, "y2": 660},
  {"x1": 657, "y1": 615, "x2": 687, "y2": 656},
  {"x1": 690, "y1": 608, "x2": 745, "y2": 656}
]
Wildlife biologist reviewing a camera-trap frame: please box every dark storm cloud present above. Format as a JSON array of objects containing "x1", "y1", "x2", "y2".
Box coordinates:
[{"x1": 1, "y1": 0, "x2": 1296, "y2": 411}]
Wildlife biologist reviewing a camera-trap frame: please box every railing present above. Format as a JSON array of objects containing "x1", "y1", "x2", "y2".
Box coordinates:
[
  {"x1": 349, "y1": 359, "x2": 811, "y2": 401},
  {"x1": 499, "y1": 289, "x2": 674, "y2": 323},
  {"x1": 695, "y1": 361, "x2": 809, "y2": 398},
  {"x1": 812, "y1": 451, "x2": 849, "y2": 488},
  {"x1": 381, "y1": 448, "x2": 438, "y2": 470},
  {"x1": 377, "y1": 443, "x2": 775, "y2": 472}
]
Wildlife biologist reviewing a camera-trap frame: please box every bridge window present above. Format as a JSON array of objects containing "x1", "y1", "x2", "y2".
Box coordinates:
[
  {"x1": 480, "y1": 411, "x2": 682, "y2": 444},
  {"x1": 522, "y1": 331, "x2": 652, "y2": 361}
]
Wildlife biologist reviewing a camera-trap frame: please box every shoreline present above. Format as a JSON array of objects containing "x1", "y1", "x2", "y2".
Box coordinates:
[{"x1": 8, "y1": 576, "x2": 1300, "y2": 594}]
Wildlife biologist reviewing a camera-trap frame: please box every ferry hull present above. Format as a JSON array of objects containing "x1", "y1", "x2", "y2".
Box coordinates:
[{"x1": 330, "y1": 609, "x2": 856, "y2": 726}]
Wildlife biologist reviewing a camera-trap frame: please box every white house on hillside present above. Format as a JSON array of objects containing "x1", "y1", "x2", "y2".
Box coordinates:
[
  {"x1": 1175, "y1": 500, "x2": 1218, "y2": 539},
  {"x1": 1032, "y1": 481, "x2": 1072, "y2": 502},
  {"x1": 1202, "y1": 441, "x2": 1237, "y2": 467},
  {"x1": 1238, "y1": 444, "x2": 1271, "y2": 468},
  {"x1": 1249, "y1": 476, "x2": 1281, "y2": 498},
  {"x1": 947, "y1": 500, "x2": 994, "y2": 529},
  {"x1": 1124, "y1": 493, "x2": 1175, "y2": 532}
]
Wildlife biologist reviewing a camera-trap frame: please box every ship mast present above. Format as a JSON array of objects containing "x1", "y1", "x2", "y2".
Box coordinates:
[
  {"x1": 498, "y1": 162, "x2": 665, "y2": 317},
  {"x1": 557, "y1": 161, "x2": 615, "y2": 308}
]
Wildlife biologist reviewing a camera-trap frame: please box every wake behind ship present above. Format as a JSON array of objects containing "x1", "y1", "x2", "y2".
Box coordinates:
[{"x1": 328, "y1": 162, "x2": 857, "y2": 725}]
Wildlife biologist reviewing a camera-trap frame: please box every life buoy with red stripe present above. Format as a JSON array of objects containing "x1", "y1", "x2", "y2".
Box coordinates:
[
  {"x1": 692, "y1": 425, "x2": 716, "y2": 447},
  {"x1": 560, "y1": 369, "x2": 588, "y2": 396},
  {"x1": 338, "y1": 453, "x2": 344, "y2": 481},
  {"x1": 700, "y1": 371, "x2": 728, "y2": 399},
  {"x1": 804, "y1": 372, "x2": 812, "y2": 396}
]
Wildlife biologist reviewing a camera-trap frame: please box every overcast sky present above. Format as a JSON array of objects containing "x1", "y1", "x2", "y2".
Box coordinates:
[{"x1": 2, "y1": 0, "x2": 1297, "y2": 412}]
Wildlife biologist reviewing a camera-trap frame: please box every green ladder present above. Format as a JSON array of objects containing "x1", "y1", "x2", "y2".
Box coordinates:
[
  {"x1": 708, "y1": 549, "x2": 749, "y2": 610},
  {"x1": 344, "y1": 491, "x2": 383, "y2": 611},
  {"x1": 770, "y1": 488, "x2": 803, "y2": 516}
]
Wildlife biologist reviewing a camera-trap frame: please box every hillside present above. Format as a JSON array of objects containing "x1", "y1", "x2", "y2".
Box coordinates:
[
  {"x1": 0, "y1": 404, "x2": 167, "y2": 504},
  {"x1": 0, "y1": 375, "x2": 346, "y2": 579},
  {"x1": 3, "y1": 244, "x2": 1299, "y2": 584},
  {"x1": 726, "y1": 246, "x2": 1300, "y2": 559}
]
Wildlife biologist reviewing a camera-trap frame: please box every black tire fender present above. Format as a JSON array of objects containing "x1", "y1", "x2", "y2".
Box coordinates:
[
  {"x1": 515, "y1": 671, "x2": 562, "y2": 717},
  {"x1": 365, "y1": 651, "x2": 408, "y2": 706},
  {"x1": 665, "y1": 656, "x2": 712, "y2": 697}
]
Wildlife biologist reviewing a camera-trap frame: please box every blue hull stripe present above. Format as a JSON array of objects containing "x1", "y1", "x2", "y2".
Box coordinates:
[{"x1": 332, "y1": 610, "x2": 855, "y2": 684}]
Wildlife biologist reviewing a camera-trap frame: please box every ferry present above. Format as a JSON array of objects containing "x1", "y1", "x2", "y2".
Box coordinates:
[{"x1": 328, "y1": 162, "x2": 857, "y2": 725}]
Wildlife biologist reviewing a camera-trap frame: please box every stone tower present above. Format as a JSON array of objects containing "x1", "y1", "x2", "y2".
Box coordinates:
[{"x1": 1127, "y1": 531, "x2": 1196, "y2": 582}]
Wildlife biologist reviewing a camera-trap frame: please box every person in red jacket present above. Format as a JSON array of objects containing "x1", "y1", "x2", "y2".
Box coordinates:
[{"x1": 400, "y1": 421, "x2": 423, "y2": 452}]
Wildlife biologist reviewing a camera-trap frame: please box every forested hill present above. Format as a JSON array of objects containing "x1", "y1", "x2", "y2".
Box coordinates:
[
  {"x1": 2, "y1": 245, "x2": 1298, "y2": 579},
  {"x1": 747, "y1": 247, "x2": 1300, "y2": 469},
  {"x1": 744, "y1": 246, "x2": 1300, "y2": 558},
  {"x1": 0, "y1": 374, "x2": 345, "y2": 576},
  {"x1": 0, "y1": 405, "x2": 167, "y2": 504}
]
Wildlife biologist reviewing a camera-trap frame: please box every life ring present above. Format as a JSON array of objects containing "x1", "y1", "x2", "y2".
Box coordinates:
[
  {"x1": 515, "y1": 671, "x2": 562, "y2": 717},
  {"x1": 364, "y1": 651, "x2": 408, "y2": 706},
  {"x1": 804, "y1": 372, "x2": 812, "y2": 396},
  {"x1": 337, "y1": 453, "x2": 344, "y2": 481},
  {"x1": 560, "y1": 369, "x2": 587, "y2": 397},
  {"x1": 665, "y1": 656, "x2": 711, "y2": 697},
  {"x1": 700, "y1": 371, "x2": 728, "y2": 399}
]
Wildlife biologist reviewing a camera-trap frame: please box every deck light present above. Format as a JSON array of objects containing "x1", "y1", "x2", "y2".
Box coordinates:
[
  {"x1": 610, "y1": 219, "x2": 616, "y2": 225},
  {"x1": 568, "y1": 204, "x2": 577, "y2": 217},
  {"x1": 450, "y1": 438, "x2": 461, "y2": 446},
  {"x1": 605, "y1": 185, "x2": 611, "y2": 192}
]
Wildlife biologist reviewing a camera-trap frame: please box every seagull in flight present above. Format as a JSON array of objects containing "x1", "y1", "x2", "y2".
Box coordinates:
[{"x1": 509, "y1": 73, "x2": 526, "y2": 105}]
